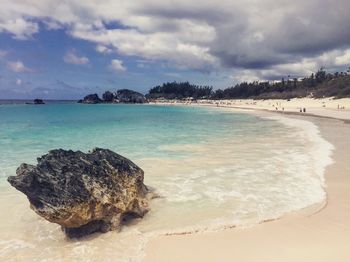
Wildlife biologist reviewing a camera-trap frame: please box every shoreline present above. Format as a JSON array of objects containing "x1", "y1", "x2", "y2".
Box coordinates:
[
  {"x1": 144, "y1": 101, "x2": 350, "y2": 262},
  {"x1": 149, "y1": 97, "x2": 350, "y2": 121}
]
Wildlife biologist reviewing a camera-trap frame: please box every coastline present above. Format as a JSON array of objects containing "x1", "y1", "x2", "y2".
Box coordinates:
[
  {"x1": 149, "y1": 97, "x2": 350, "y2": 121},
  {"x1": 144, "y1": 100, "x2": 350, "y2": 262}
]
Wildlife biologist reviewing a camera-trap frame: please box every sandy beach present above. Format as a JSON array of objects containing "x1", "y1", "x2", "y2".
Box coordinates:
[
  {"x1": 144, "y1": 98, "x2": 350, "y2": 262},
  {"x1": 153, "y1": 97, "x2": 350, "y2": 120}
]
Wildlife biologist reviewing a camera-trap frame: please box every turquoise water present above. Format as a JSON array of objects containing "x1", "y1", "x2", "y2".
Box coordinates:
[
  {"x1": 0, "y1": 103, "x2": 268, "y2": 180},
  {"x1": 0, "y1": 103, "x2": 333, "y2": 261}
]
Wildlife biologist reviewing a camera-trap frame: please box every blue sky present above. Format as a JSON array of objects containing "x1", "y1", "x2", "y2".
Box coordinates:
[{"x1": 0, "y1": 0, "x2": 349, "y2": 99}]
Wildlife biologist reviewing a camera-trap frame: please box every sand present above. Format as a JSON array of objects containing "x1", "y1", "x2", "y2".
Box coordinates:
[
  {"x1": 144, "y1": 99, "x2": 350, "y2": 262},
  {"x1": 152, "y1": 97, "x2": 350, "y2": 120}
]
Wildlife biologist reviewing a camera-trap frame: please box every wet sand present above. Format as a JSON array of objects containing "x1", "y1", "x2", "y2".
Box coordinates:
[{"x1": 144, "y1": 107, "x2": 350, "y2": 261}]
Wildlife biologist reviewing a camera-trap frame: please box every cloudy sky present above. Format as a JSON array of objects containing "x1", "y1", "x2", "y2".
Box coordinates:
[{"x1": 0, "y1": 0, "x2": 349, "y2": 99}]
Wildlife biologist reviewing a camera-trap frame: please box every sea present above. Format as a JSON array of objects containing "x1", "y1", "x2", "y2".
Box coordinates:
[{"x1": 0, "y1": 101, "x2": 334, "y2": 261}]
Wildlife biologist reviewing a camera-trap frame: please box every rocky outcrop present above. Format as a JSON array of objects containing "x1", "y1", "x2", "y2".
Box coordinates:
[
  {"x1": 34, "y1": 99, "x2": 45, "y2": 104},
  {"x1": 115, "y1": 89, "x2": 146, "y2": 103},
  {"x1": 102, "y1": 91, "x2": 114, "y2": 102},
  {"x1": 79, "y1": 89, "x2": 146, "y2": 104},
  {"x1": 78, "y1": 94, "x2": 102, "y2": 104},
  {"x1": 25, "y1": 99, "x2": 45, "y2": 105},
  {"x1": 7, "y1": 148, "x2": 153, "y2": 238}
]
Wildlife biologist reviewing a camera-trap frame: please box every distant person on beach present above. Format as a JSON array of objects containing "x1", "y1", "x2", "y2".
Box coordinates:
[{"x1": 303, "y1": 108, "x2": 306, "y2": 113}]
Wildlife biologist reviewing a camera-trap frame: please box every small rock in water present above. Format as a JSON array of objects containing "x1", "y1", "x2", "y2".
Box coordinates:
[
  {"x1": 33, "y1": 99, "x2": 45, "y2": 104},
  {"x1": 7, "y1": 148, "x2": 153, "y2": 238}
]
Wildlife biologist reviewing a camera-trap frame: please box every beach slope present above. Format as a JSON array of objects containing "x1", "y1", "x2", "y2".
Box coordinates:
[{"x1": 144, "y1": 115, "x2": 350, "y2": 262}]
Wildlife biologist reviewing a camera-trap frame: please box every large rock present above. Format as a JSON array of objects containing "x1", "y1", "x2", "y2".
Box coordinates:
[
  {"x1": 78, "y1": 93, "x2": 102, "y2": 104},
  {"x1": 116, "y1": 89, "x2": 146, "y2": 103},
  {"x1": 102, "y1": 91, "x2": 115, "y2": 102},
  {"x1": 78, "y1": 89, "x2": 146, "y2": 104},
  {"x1": 8, "y1": 148, "x2": 153, "y2": 238}
]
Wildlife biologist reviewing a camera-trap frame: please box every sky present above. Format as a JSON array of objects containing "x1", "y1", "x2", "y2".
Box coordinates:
[{"x1": 0, "y1": 0, "x2": 350, "y2": 99}]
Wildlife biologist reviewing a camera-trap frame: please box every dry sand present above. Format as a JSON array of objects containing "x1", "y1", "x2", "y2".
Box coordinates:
[
  {"x1": 144, "y1": 99, "x2": 350, "y2": 262},
  {"x1": 211, "y1": 97, "x2": 350, "y2": 120},
  {"x1": 153, "y1": 97, "x2": 350, "y2": 120}
]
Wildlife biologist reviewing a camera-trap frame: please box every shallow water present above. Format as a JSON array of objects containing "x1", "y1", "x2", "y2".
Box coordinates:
[{"x1": 0, "y1": 104, "x2": 333, "y2": 261}]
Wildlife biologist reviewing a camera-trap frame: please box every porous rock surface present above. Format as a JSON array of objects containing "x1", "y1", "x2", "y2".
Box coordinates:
[{"x1": 8, "y1": 148, "x2": 152, "y2": 238}]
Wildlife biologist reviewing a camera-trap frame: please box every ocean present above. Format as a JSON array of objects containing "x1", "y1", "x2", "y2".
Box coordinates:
[{"x1": 0, "y1": 103, "x2": 333, "y2": 261}]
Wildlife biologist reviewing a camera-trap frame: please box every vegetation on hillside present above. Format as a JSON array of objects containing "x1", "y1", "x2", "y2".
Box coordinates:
[
  {"x1": 147, "y1": 68, "x2": 350, "y2": 100},
  {"x1": 147, "y1": 82, "x2": 212, "y2": 99}
]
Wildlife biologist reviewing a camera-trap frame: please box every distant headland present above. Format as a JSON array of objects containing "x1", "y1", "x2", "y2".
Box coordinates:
[
  {"x1": 146, "y1": 68, "x2": 350, "y2": 101},
  {"x1": 78, "y1": 68, "x2": 350, "y2": 104}
]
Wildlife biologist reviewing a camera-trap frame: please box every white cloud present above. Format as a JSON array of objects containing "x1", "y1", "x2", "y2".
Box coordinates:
[
  {"x1": 7, "y1": 60, "x2": 32, "y2": 72},
  {"x1": 109, "y1": 59, "x2": 126, "y2": 72},
  {"x1": 227, "y1": 47, "x2": 350, "y2": 83},
  {"x1": 43, "y1": 20, "x2": 64, "y2": 30},
  {"x1": 0, "y1": 18, "x2": 38, "y2": 40},
  {"x1": 96, "y1": 45, "x2": 112, "y2": 54},
  {"x1": 335, "y1": 49, "x2": 350, "y2": 67},
  {"x1": 63, "y1": 50, "x2": 89, "y2": 65},
  {"x1": 0, "y1": 0, "x2": 350, "y2": 78},
  {"x1": 70, "y1": 25, "x2": 217, "y2": 70},
  {"x1": 16, "y1": 78, "x2": 23, "y2": 85}
]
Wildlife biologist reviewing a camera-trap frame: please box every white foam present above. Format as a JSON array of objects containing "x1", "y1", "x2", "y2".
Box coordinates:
[
  {"x1": 265, "y1": 115, "x2": 334, "y2": 187},
  {"x1": 137, "y1": 114, "x2": 335, "y2": 238}
]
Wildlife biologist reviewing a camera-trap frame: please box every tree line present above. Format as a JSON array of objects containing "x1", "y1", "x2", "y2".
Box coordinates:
[
  {"x1": 146, "y1": 68, "x2": 350, "y2": 100},
  {"x1": 147, "y1": 81, "x2": 213, "y2": 99}
]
